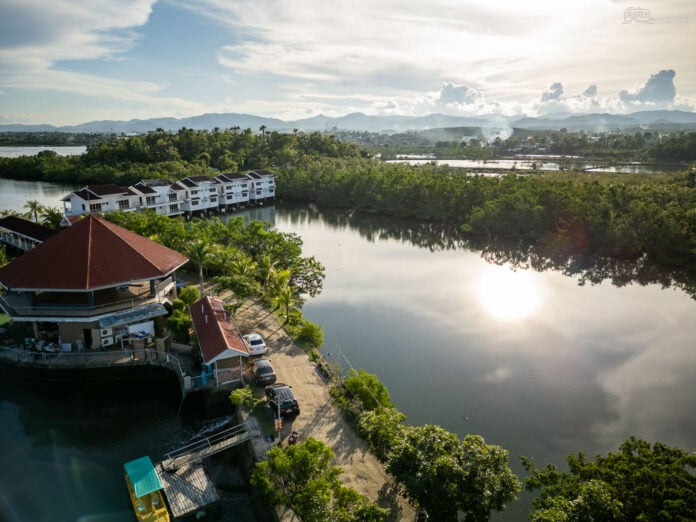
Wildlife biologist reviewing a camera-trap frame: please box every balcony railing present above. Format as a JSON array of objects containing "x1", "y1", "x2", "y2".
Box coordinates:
[{"x1": 0, "y1": 277, "x2": 175, "y2": 319}]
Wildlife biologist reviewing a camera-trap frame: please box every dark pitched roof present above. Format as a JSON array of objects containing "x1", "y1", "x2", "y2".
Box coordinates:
[
  {"x1": 190, "y1": 296, "x2": 249, "y2": 364},
  {"x1": 63, "y1": 184, "x2": 135, "y2": 201},
  {"x1": 0, "y1": 216, "x2": 57, "y2": 242},
  {"x1": 0, "y1": 214, "x2": 188, "y2": 291},
  {"x1": 216, "y1": 172, "x2": 247, "y2": 182},
  {"x1": 131, "y1": 181, "x2": 156, "y2": 194},
  {"x1": 178, "y1": 178, "x2": 197, "y2": 188},
  {"x1": 184, "y1": 176, "x2": 218, "y2": 184},
  {"x1": 249, "y1": 169, "x2": 274, "y2": 177}
]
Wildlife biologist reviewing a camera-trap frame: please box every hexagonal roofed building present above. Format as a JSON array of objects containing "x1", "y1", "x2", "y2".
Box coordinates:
[{"x1": 0, "y1": 214, "x2": 188, "y2": 351}]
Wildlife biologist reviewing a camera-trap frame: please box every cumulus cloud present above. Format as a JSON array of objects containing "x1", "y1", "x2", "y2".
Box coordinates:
[
  {"x1": 438, "y1": 82, "x2": 484, "y2": 105},
  {"x1": 583, "y1": 84, "x2": 597, "y2": 97},
  {"x1": 540, "y1": 82, "x2": 564, "y2": 102},
  {"x1": 619, "y1": 69, "x2": 676, "y2": 105}
]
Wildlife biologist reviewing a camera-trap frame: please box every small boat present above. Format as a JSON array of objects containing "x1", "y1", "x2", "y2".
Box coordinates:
[{"x1": 124, "y1": 456, "x2": 171, "y2": 521}]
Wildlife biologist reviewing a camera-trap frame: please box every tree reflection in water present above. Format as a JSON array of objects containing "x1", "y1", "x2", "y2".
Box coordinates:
[{"x1": 280, "y1": 203, "x2": 696, "y2": 300}]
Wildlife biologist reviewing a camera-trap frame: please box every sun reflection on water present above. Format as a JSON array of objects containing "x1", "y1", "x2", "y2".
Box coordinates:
[{"x1": 475, "y1": 265, "x2": 541, "y2": 321}]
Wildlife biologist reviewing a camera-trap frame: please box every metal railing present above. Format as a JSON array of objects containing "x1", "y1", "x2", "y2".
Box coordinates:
[
  {"x1": 162, "y1": 422, "x2": 251, "y2": 470},
  {"x1": 0, "y1": 345, "x2": 171, "y2": 367},
  {"x1": 0, "y1": 278, "x2": 174, "y2": 318}
]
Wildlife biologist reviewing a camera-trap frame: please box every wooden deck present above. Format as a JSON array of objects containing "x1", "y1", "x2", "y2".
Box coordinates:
[{"x1": 156, "y1": 461, "x2": 220, "y2": 519}]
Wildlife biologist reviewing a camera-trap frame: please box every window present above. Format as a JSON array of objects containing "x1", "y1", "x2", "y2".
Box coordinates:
[
  {"x1": 242, "y1": 191, "x2": 248, "y2": 197},
  {"x1": 191, "y1": 198, "x2": 200, "y2": 206},
  {"x1": 118, "y1": 199, "x2": 130, "y2": 210},
  {"x1": 191, "y1": 189, "x2": 199, "y2": 195},
  {"x1": 146, "y1": 196, "x2": 156, "y2": 206},
  {"x1": 256, "y1": 189, "x2": 262, "y2": 195},
  {"x1": 168, "y1": 193, "x2": 177, "y2": 202},
  {"x1": 89, "y1": 203, "x2": 103, "y2": 213},
  {"x1": 169, "y1": 204, "x2": 179, "y2": 213}
]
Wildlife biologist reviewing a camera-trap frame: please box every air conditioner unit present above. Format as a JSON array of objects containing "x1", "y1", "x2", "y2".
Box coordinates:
[
  {"x1": 101, "y1": 336, "x2": 114, "y2": 347},
  {"x1": 101, "y1": 327, "x2": 113, "y2": 337}
]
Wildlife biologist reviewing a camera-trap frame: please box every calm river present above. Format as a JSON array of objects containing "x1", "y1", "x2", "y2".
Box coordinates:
[{"x1": 1, "y1": 179, "x2": 695, "y2": 520}]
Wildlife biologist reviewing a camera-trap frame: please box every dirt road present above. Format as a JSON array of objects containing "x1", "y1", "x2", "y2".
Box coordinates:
[{"x1": 233, "y1": 298, "x2": 415, "y2": 521}]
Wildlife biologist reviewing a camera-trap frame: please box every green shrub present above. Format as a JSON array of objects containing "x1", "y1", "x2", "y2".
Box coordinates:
[
  {"x1": 295, "y1": 319, "x2": 324, "y2": 348},
  {"x1": 229, "y1": 385, "x2": 256, "y2": 410},
  {"x1": 178, "y1": 286, "x2": 200, "y2": 306}
]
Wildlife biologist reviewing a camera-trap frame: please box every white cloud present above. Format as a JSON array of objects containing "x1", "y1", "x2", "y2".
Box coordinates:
[
  {"x1": 1, "y1": 0, "x2": 695, "y2": 123},
  {"x1": 619, "y1": 69, "x2": 676, "y2": 106}
]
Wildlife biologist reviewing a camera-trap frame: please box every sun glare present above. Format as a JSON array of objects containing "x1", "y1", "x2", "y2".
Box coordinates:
[{"x1": 475, "y1": 266, "x2": 541, "y2": 321}]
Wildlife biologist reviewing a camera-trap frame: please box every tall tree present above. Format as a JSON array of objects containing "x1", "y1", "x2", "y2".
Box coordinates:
[
  {"x1": 23, "y1": 199, "x2": 45, "y2": 223},
  {"x1": 251, "y1": 437, "x2": 389, "y2": 521},
  {"x1": 185, "y1": 240, "x2": 211, "y2": 296},
  {"x1": 387, "y1": 425, "x2": 520, "y2": 521}
]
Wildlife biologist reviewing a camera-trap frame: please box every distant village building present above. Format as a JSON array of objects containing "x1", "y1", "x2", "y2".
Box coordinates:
[{"x1": 60, "y1": 170, "x2": 275, "y2": 219}]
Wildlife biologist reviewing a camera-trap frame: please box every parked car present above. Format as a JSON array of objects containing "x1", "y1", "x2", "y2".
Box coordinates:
[
  {"x1": 253, "y1": 358, "x2": 277, "y2": 385},
  {"x1": 265, "y1": 383, "x2": 300, "y2": 417},
  {"x1": 243, "y1": 333, "x2": 267, "y2": 355}
]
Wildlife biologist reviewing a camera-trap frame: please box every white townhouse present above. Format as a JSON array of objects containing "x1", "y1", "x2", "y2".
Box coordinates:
[
  {"x1": 174, "y1": 175, "x2": 220, "y2": 216},
  {"x1": 59, "y1": 170, "x2": 276, "y2": 220},
  {"x1": 215, "y1": 171, "x2": 251, "y2": 209},
  {"x1": 62, "y1": 184, "x2": 139, "y2": 217},
  {"x1": 129, "y1": 179, "x2": 184, "y2": 217},
  {"x1": 245, "y1": 169, "x2": 276, "y2": 204}
]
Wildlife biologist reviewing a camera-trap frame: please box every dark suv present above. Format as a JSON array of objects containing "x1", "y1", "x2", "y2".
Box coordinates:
[
  {"x1": 253, "y1": 358, "x2": 277, "y2": 385},
  {"x1": 265, "y1": 384, "x2": 300, "y2": 417}
]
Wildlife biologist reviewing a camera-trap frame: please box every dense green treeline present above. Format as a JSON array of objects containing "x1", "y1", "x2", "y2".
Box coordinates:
[
  {"x1": 277, "y1": 158, "x2": 696, "y2": 270},
  {"x1": 0, "y1": 128, "x2": 360, "y2": 186},
  {"x1": 0, "y1": 132, "x2": 113, "y2": 146}
]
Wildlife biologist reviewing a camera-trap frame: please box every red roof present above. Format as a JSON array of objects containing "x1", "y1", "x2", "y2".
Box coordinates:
[
  {"x1": 190, "y1": 296, "x2": 249, "y2": 364},
  {"x1": 0, "y1": 214, "x2": 188, "y2": 291}
]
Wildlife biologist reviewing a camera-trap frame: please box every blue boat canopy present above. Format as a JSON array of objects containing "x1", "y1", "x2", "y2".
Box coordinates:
[{"x1": 124, "y1": 456, "x2": 163, "y2": 498}]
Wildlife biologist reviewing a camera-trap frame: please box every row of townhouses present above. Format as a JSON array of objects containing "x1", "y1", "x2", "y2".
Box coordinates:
[{"x1": 62, "y1": 169, "x2": 275, "y2": 218}]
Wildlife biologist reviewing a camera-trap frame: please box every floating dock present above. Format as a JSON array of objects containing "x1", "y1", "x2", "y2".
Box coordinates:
[
  {"x1": 156, "y1": 461, "x2": 220, "y2": 519},
  {"x1": 154, "y1": 421, "x2": 253, "y2": 518}
]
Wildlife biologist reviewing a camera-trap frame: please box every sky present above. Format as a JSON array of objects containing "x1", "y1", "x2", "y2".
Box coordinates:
[{"x1": 0, "y1": 0, "x2": 694, "y2": 125}]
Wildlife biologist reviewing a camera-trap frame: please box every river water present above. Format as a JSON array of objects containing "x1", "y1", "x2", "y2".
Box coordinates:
[{"x1": 1, "y1": 180, "x2": 695, "y2": 520}]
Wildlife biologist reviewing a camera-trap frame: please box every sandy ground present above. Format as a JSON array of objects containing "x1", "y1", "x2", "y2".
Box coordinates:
[{"x1": 227, "y1": 297, "x2": 416, "y2": 522}]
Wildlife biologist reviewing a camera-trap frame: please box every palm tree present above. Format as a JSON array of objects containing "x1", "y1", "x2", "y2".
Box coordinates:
[
  {"x1": 23, "y1": 200, "x2": 45, "y2": 223},
  {"x1": 185, "y1": 240, "x2": 211, "y2": 296},
  {"x1": 271, "y1": 286, "x2": 300, "y2": 325},
  {"x1": 257, "y1": 253, "x2": 279, "y2": 297},
  {"x1": 41, "y1": 207, "x2": 64, "y2": 229}
]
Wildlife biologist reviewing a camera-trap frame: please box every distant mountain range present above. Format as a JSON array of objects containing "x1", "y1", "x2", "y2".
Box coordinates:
[{"x1": 2, "y1": 110, "x2": 696, "y2": 134}]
